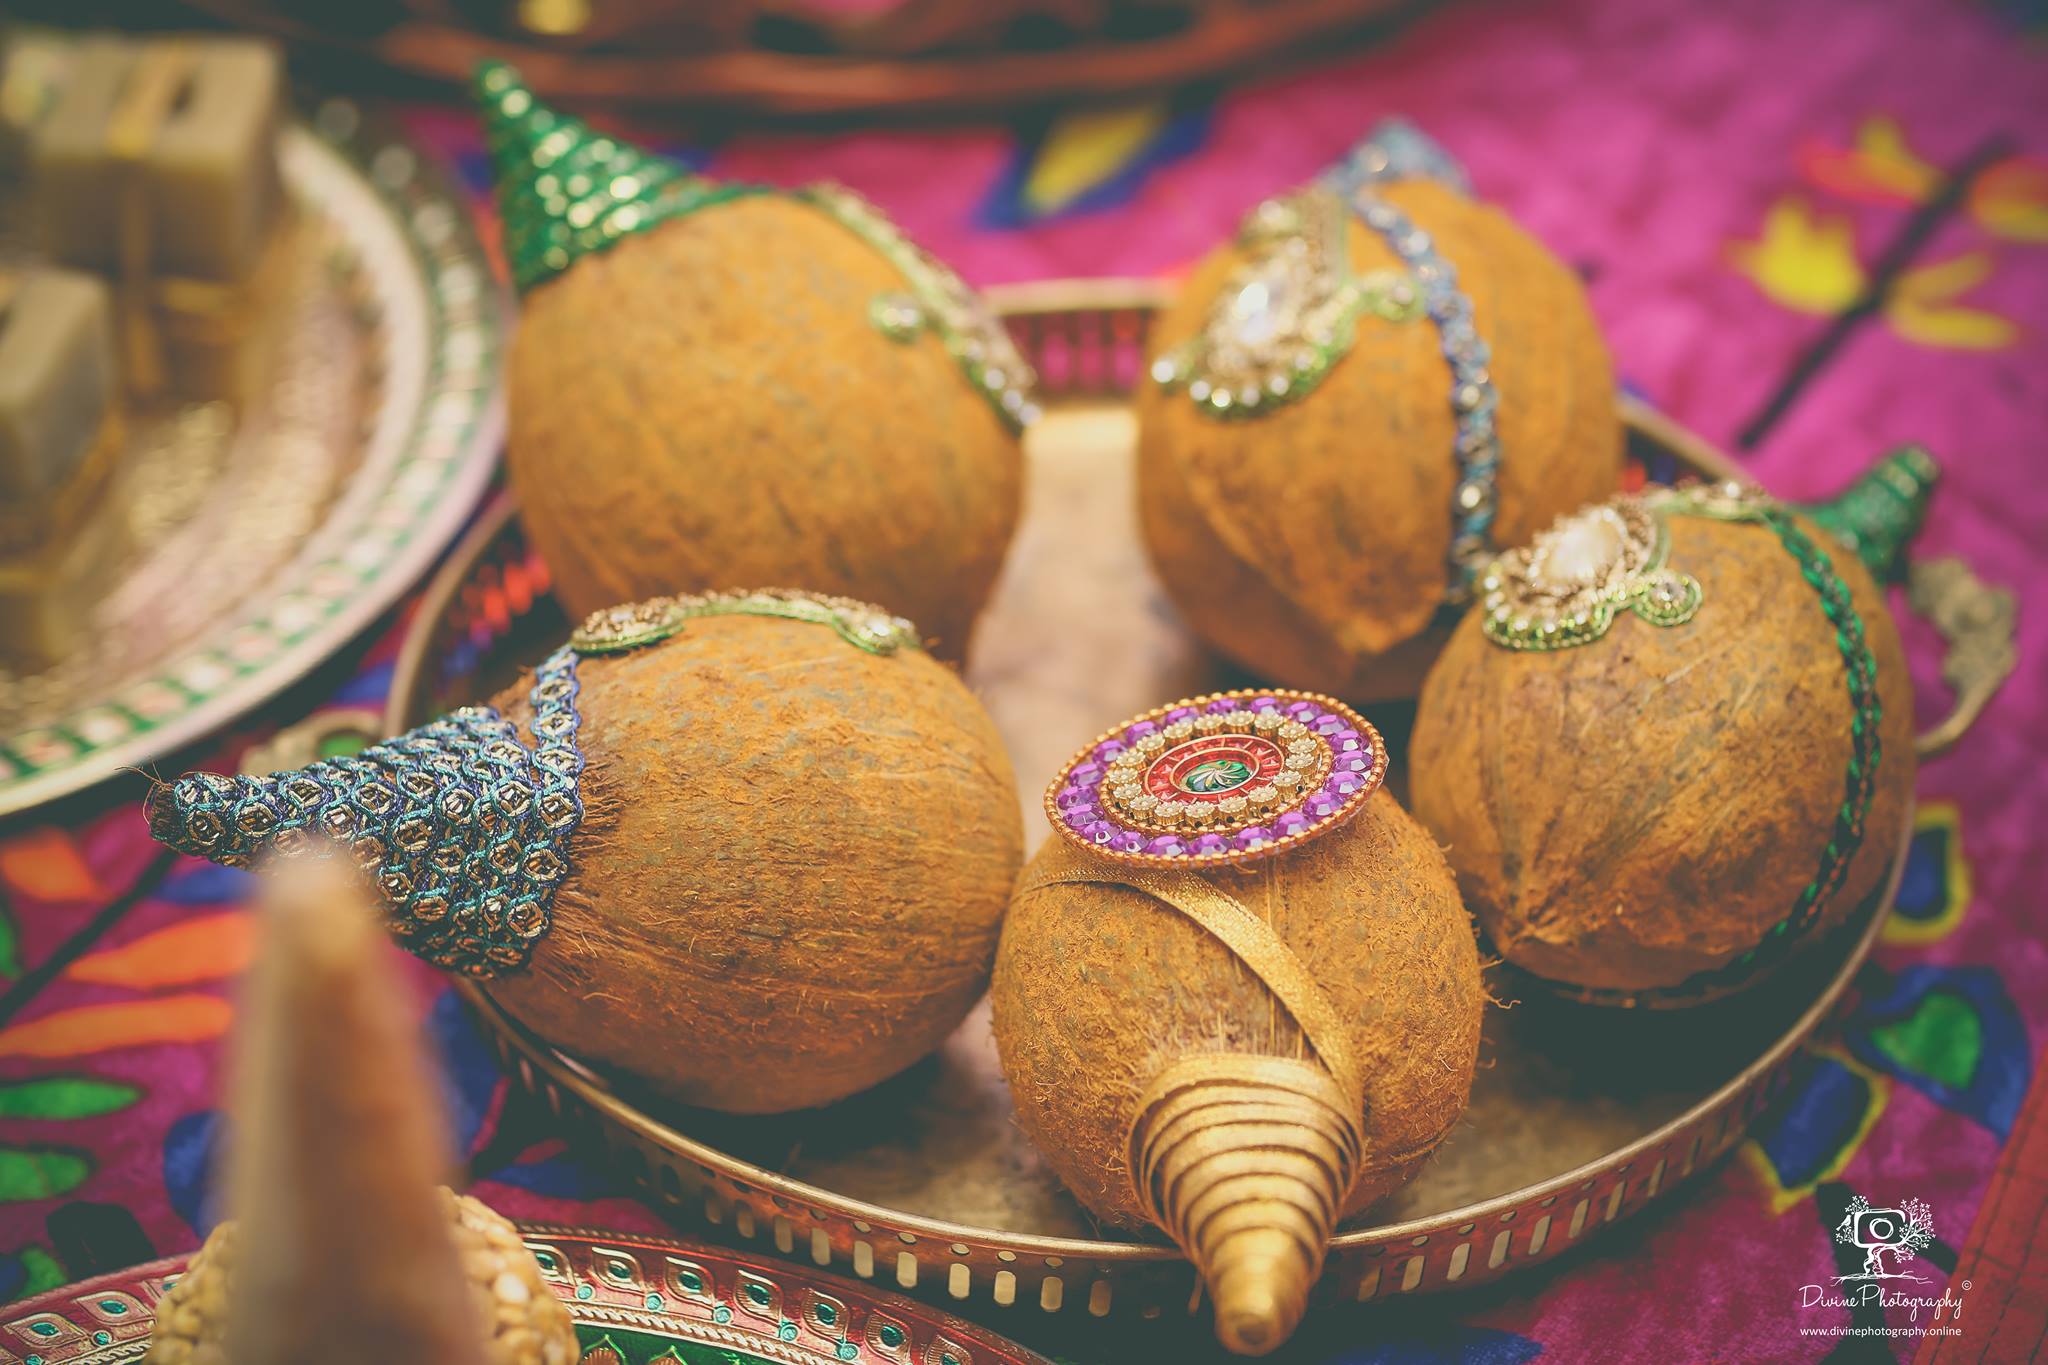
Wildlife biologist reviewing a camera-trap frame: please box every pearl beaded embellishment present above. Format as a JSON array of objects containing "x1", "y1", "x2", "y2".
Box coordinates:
[
  {"x1": 1480, "y1": 492, "x2": 1704, "y2": 650},
  {"x1": 1150, "y1": 189, "x2": 1423, "y2": 417}
]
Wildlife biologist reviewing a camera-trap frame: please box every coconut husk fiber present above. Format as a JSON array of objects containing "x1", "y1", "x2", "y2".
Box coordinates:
[
  {"x1": 1136, "y1": 180, "x2": 1620, "y2": 701},
  {"x1": 507, "y1": 196, "x2": 1023, "y2": 657},
  {"x1": 1409, "y1": 510, "x2": 1916, "y2": 998},
  {"x1": 991, "y1": 794, "x2": 1480, "y2": 1351},
  {"x1": 485, "y1": 612, "x2": 1024, "y2": 1113}
]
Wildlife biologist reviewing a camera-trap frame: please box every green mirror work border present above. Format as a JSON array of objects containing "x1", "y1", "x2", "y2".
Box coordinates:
[{"x1": 578, "y1": 1325, "x2": 777, "y2": 1365}]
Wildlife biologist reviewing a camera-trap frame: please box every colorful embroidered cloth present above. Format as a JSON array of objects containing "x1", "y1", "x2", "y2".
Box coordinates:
[{"x1": 2, "y1": 0, "x2": 2042, "y2": 1359}]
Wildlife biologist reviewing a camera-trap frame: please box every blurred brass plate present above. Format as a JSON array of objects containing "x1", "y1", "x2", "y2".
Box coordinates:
[{"x1": 0, "y1": 100, "x2": 506, "y2": 816}]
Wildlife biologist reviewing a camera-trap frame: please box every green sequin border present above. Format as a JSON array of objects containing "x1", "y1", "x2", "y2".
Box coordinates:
[
  {"x1": 478, "y1": 64, "x2": 1036, "y2": 431},
  {"x1": 1504, "y1": 485, "x2": 1888, "y2": 1005}
]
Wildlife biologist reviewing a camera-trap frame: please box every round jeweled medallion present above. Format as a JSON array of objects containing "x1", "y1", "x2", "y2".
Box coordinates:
[{"x1": 1047, "y1": 689, "x2": 1387, "y2": 866}]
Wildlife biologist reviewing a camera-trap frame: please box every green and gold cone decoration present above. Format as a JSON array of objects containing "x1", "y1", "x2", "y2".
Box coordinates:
[
  {"x1": 474, "y1": 60, "x2": 759, "y2": 293},
  {"x1": 473, "y1": 59, "x2": 1040, "y2": 427},
  {"x1": 1798, "y1": 445, "x2": 1940, "y2": 583}
]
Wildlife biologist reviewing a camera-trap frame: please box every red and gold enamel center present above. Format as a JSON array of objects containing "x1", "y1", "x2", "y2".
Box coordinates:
[
  {"x1": 1100, "y1": 717, "x2": 1330, "y2": 838},
  {"x1": 1146, "y1": 735, "x2": 1286, "y2": 803}
]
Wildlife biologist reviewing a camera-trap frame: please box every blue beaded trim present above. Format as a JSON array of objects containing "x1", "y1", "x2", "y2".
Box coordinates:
[
  {"x1": 1322, "y1": 118, "x2": 1470, "y2": 197},
  {"x1": 1321, "y1": 121, "x2": 1500, "y2": 600},
  {"x1": 148, "y1": 648, "x2": 587, "y2": 978}
]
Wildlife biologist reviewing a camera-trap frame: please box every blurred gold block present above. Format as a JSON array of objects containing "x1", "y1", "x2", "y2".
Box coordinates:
[
  {"x1": 34, "y1": 35, "x2": 282, "y2": 283},
  {"x1": 0, "y1": 266, "x2": 114, "y2": 507},
  {"x1": 147, "y1": 207, "x2": 302, "y2": 405},
  {"x1": 0, "y1": 31, "x2": 74, "y2": 170},
  {"x1": 0, "y1": 459, "x2": 126, "y2": 666},
  {"x1": 0, "y1": 268, "x2": 127, "y2": 666}
]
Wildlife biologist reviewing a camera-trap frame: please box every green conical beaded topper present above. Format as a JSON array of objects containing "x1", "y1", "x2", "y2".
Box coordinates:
[
  {"x1": 1801, "y1": 445, "x2": 1940, "y2": 583},
  {"x1": 473, "y1": 60, "x2": 1041, "y2": 426},
  {"x1": 474, "y1": 60, "x2": 760, "y2": 293}
]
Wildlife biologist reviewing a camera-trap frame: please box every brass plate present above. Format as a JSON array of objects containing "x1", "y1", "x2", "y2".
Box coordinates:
[
  {"x1": 0, "y1": 1226, "x2": 1052, "y2": 1364},
  {"x1": 381, "y1": 384, "x2": 1921, "y2": 1325},
  {"x1": 0, "y1": 101, "x2": 506, "y2": 816}
]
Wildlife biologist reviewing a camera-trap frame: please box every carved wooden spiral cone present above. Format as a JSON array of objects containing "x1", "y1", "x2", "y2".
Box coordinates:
[
  {"x1": 1130, "y1": 1055, "x2": 1363, "y2": 1356},
  {"x1": 223, "y1": 852, "x2": 491, "y2": 1365}
]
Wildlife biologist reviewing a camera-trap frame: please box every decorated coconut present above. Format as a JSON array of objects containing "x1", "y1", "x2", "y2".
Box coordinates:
[
  {"x1": 477, "y1": 62, "x2": 1034, "y2": 657},
  {"x1": 1136, "y1": 122, "x2": 1621, "y2": 700},
  {"x1": 1410, "y1": 474, "x2": 1921, "y2": 1004},
  {"x1": 992, "y1": 690, "x2": 1483, "y2": 1355},
  {"x1": 149, "y1": 589, "x2": 1024, "y2": 1113},
  {"x1": 145, "y1": 853, "x2": 577, "y2": 1365}
]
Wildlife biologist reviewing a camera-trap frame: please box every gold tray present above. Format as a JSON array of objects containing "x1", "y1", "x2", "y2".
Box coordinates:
[
  {"x1": 0, "y1": 1226, "x2": 1051, "y2": 1365},
  {"x1": 0, "y1": 98, "x2": 508, "y2": 817},
  {"x1": 349, "y1": 284, "x2": 2009, "y2": 1334}
]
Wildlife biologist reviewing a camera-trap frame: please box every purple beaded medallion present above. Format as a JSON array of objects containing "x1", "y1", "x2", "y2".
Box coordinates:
[{"x1": 1045, "y1": 689, "x2": 1388, "y2": 868}]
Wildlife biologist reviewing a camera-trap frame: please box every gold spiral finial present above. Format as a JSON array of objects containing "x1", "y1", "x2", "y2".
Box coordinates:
[{"x1": 1129, "y1": 1054, "x2": 1364, "y2": 1356}]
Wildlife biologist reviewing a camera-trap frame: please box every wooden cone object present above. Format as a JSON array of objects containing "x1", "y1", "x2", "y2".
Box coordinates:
[
  {"x1": 143, "y1": 851, "x2": 576, "y2": 1365},
  {"x1": 222, "y1": 852, "x2": 489, "y2": 1365}
]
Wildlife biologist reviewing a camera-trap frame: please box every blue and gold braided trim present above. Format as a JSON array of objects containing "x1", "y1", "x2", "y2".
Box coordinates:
[
  {"x1": 148, "y1": 648, "x2": 587, "y2": 978},
  {"x1": 1321, "y1": 121, "x2": 1500, "y2": 599},
  {"x1": 1150, "y1": 120, "x2": 1501, "y2": 601}
]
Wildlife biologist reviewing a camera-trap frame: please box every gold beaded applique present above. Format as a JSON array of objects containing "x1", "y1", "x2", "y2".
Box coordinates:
[
  {"x1": 801, "y1": 183, "x2": 1042, "y2": 431},
  {"x1": 571, "y1": 588, "x2": 922, "y2": 657},
  {"x1": 1479, "y1": 491, "x2": 1710, "y2": 650},
  {"x1": 1149, "y1": 189, "x2": 1422, "y2": 416}
]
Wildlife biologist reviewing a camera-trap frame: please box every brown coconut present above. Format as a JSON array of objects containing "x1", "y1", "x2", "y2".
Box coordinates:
[
  {"x1": 483, "y1": 611, "x2": 1024, "y2": 1112},
  {"x1": 1410, "y1": 510, "x2": 1916, "y2": 998},
  {"x1": 992, "y1": 795, "x2": 1482, "y2": 1352},
  {"x1": 507, "y1": 198, "x2": 1023, "y2": 656},
  {"x1": 1136, "y1": 180, "x2": 1621, "y2": 700},
  {"x1": 145, "y1": 854, "x2": 577, "y2": 1365}
]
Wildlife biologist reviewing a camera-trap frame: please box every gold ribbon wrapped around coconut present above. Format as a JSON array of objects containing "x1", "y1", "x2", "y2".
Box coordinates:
[
  {"x1": 994, "y1": 689, "x2": 1483, "y2": 1356},
  {"x1": 1019, "y1": 842, "x2": 1368, "y2": 1354}
]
